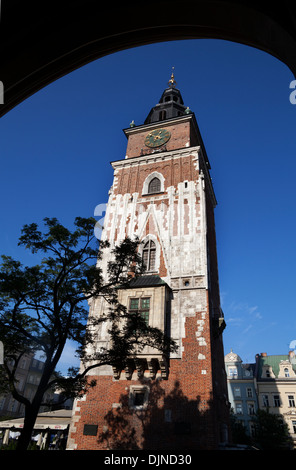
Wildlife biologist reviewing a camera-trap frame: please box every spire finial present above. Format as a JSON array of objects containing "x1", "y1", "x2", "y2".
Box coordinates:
[{"x1": 168, "y1": 67, "x2": 177, "y2": 88}]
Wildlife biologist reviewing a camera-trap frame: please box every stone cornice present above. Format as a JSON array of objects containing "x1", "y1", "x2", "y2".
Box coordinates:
[
  {"x1": 110, "y1": 146, "x2": 200, "y2": 169},
  {"x1": 122, "y1": 114, "x2": 194, "y2": 138}
]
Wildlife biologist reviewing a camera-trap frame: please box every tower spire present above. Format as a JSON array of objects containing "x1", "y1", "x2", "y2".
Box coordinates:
[
  {"x1": 168, "y1": 67, "x2": 177, "y2": 88},
  {"x1": 144, "y1": 69, "x2": 189, "y2": 124}
]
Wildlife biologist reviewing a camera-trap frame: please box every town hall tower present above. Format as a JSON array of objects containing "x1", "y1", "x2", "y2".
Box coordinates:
[{"x1": 67, "y1": 73, "x2": 230, "y2": 450}]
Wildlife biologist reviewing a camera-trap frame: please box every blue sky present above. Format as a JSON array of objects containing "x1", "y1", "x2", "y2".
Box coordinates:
[{"x1": 0, "y1": 39, "x2": 295, "y2": 372}]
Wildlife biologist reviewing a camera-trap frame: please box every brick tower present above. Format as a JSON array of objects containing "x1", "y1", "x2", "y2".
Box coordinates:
[{"x1": 67, "y1": 72, "x2": 230, "y2": 450}]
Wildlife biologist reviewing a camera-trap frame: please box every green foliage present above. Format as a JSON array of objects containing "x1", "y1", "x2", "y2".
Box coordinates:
[
  {"x1": 253, "y1": 409, "x2": 293, "y2": 450},
  {"x1": 229, "y1": 410, "x2": 252, "y2": 446}
]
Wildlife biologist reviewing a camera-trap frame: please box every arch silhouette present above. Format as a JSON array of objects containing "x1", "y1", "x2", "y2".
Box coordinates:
[{"x1": 0, "y1": 1, "x2": 296, "y2": 117}]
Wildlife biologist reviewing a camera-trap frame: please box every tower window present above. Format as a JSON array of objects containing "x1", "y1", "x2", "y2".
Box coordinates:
[
  {"x1": 142, "y1": 239, "x2": 156, "y2": 271},
  {"x1": 129, "y1": 297, "x2": 150, "y2": 324},
  {"x1": 148, "y1": 177, "x2": 161, "y2": 194},
  {"x1": 129, "y1": 386, "x2": 149, "y2": 409},
  {"x1": 159, "y1": 110, "x2": 166, "y2": 121}
]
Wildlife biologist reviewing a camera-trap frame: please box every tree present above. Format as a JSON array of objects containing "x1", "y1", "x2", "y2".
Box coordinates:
[
  {"x1": 0, "y1": 217, "x2": 177, "y2": 451},
  {"x1": 229, "y1": 409, "x2": 252, "y2": 446},
  {"x1": 253, "y1": 409, "x2": 293, "y2": 450}
]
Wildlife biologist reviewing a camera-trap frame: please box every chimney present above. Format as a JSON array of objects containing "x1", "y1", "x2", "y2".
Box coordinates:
[{"x1": 261, "y1": 352, "x2": 267, "y2": 357}]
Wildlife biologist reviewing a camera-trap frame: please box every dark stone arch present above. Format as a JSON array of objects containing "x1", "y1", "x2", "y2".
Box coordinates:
[{"x1": 1, "y1": 1, "x2": 296, "y2": 117}]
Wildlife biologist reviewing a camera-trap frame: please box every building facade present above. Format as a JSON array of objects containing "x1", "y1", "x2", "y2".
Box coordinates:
[
  {"x1": 255, "y1": 351, "x2": 296, "y2": 447},
  {"x1": 224, "y1": 350, "x2": 258, "y2": 438},
  {"x1": 67, "y1": 74, "x2": 230, "y2": 450},
  {"x1": 0, "y1": 353, "x2": 54, "y2": 418}
]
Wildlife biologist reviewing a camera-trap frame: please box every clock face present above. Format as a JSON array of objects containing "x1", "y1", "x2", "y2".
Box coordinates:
[{"x1": 144, "y1": 128, "x2": 171, "y2": 148}]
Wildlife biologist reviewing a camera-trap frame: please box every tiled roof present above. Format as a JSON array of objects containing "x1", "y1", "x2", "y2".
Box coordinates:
[
  {"x1": 258, "y1": 354, "x2": 296, "y2": 377},
  {"x1": 126, "y1": 275, "x2": 168, "y2": 288}
]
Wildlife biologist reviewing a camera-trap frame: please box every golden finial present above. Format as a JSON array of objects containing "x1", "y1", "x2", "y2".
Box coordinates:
[{"x1": 168, "y1": 67, "x2": 177, "y2": 88}]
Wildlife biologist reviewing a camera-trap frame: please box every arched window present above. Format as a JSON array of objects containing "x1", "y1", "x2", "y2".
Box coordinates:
[
  {"x1": 142, "y1": 239, "x2": 156, "y2": 271},
  {"x1": 148, "y1": 177, "x2": 161, "y2": 194}
]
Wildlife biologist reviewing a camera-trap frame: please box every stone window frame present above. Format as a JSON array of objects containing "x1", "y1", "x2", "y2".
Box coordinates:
[
  {"x1": 129, "y1": 385, "x2": 150, "y2": 410},
  {"x1": 139, "y1": 234, "x2": 160, "y2": 273},
  {"x1": 142, "y1": 239, "x2": 156, "y2": 271},
  {"x1": 142, "y1": 171, "x2": 165, "y2": 195},
  {"x1": 128, "y1": 296, "x2": 151, "y2": 325}
]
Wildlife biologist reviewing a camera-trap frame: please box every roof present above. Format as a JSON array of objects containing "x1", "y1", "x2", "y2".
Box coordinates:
[
  {"x1": 126, "y1": 275, "x2": 168, "y2": 289},
  {"x1": 0, "y1": 409, "x2": 72, "y2": 430},
  {"x1": 257, "y1": 354, "x2": 296, "y2": 378},
  {"x1": 224, "y1": 350, "x2": 242, "y2": 363}
]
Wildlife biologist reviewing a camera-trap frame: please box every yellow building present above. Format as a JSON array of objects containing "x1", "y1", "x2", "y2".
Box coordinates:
[{"x1": 255, "y1": 351, "x2": 296, "y2": 447}]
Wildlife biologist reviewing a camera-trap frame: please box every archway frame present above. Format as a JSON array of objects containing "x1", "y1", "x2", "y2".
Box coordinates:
[{"x1": 0, "y1": 1, "x2": 296, "y2": 117}]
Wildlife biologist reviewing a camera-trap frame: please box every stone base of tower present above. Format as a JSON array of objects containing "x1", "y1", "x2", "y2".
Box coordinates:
[{"x1": 67, "y1": 313, "x2": 230, "y2": 451}]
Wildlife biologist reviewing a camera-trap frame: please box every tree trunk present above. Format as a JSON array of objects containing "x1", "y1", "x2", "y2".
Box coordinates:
[{"x1": 15, "y1": 405, "x2": 39, "y2": 451}]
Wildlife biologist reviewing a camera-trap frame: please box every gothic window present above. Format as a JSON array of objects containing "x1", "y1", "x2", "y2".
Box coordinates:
[
  {"x1": 148, "y1": 177, "x2": 161, "y2": 194},
  {"x1": 129, "y1": 297, "x2": 150, "y2": 325},
  {"x1": 143, "y1": 172, "x2": 164, "y2": 195},
  {"x1": 142, "y1": 239, "x2": 156, "y2": 271}
]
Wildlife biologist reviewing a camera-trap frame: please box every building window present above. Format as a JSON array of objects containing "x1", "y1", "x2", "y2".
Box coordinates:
[
  {"x1": 234, "y1": 387, "x2": 241, "y2": 398},
  {"x1": 284, "y1": 367, "x2": 290, "y2": 377},
  {"x1": 228, "y1": 366, "x2": 237, "y2": 378},
  {"x1": 292, "y1": 421, "x2": 296, "y2": 434},
  {"x1": 129, "y1": 297, "x2": 150, "y2": 325},
  {"x1": 247, "y1": 402, "x2": 255, "y2": 415},
  {"x1": 142, "y1": 239, "x2": 156, "y2": 271},
  {"x1": 262, "y1": 395, "x2": 269, "y2": 407},
  {"x1": 288, "y1": 395, "x2": 295, "y2": 407},
  {"x1": 83, "y1": 424, "x2": 98, "y2": 436},
  {"x1": 148, "y1": 177, "x2": 161, "y2": 194},
  {"x1": 247, "y1": 387, "x2": 253, "y2": 398},
  {"x1": 129, "y1": 386, "x2": 149, "y2": 410},
  {"x1": 273, "y1": 395, "x2": 281, "y2": 407},
  {"x1": 143, "y1": 172, "x2": 164, "y2": 195},
  {"x1": 236, "y1": 402, "x2": 243, "y2": 415}
]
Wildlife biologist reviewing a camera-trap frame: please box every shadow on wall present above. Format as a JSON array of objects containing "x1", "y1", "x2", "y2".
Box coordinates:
[{"x1": 98, "y1": 379, "x2": 217, "y2": 450}]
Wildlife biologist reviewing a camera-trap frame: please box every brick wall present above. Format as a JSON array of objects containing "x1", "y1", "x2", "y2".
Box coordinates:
[
  {"x1": 68, "y1": 309, "x2": 220, "y2": 450},
  {"x1": 124, "y1": 120, "x2": 192, "y2": 159}
]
